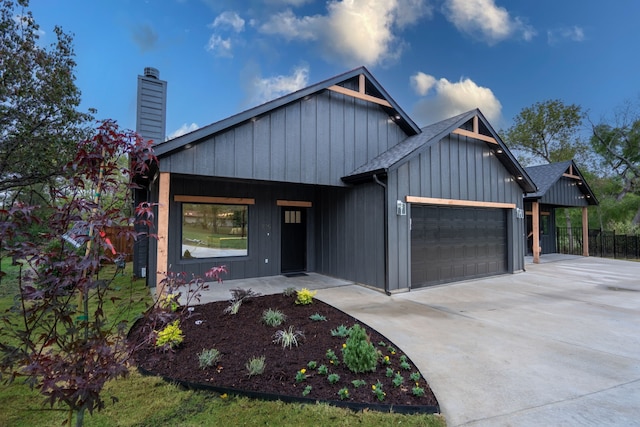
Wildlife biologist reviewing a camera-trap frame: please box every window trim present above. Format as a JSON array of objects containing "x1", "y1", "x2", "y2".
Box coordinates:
[
  {"x1": 180, "y1": 200, "x2": 250, "y2": 260},
  {"x1": 175, "y1": 195, "x2": 255, "y2": 205}
]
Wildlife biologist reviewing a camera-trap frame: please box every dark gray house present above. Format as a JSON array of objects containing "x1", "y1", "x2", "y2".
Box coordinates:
[
  {"x1": 524, "y1": 160, "x2": 598, "y2": 263},
  {"x1": 138, "y1": 67, "x2": 537, "y2": 293}
]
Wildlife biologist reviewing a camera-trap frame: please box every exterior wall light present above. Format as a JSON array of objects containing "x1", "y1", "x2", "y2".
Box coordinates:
[{"x1": 396, "y1": 200, "x2": 406, "y2": 216}]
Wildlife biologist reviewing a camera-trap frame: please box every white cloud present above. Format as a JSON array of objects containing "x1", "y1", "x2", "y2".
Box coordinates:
[
  {"x1": 410, "y1": 72, "x2": 437, "y2": 96},
  {"x1": 547, "y1": 26, "x2": 585, "y2": 45},
  {"x1": 205, "y1": 11, "x2": 245, "y2": 57},
  {"x1": 210, "y1": 11, "x2": 245, "y2": 33},
  {"x1": 248, "y1": 65, "x2": 310, "y2": 106},
  {"x1": 258, "y1": 0, "x2": 433, "y2": 67},
  {"x1": 443, "y1": 0, "x2": 535, "y2": 45},
  {"x1": 168, "y1": 123, "x2": 200, "y2": 140},
  {"x1": 410, "y1": 72, "x2": 502, "y2": 125},
  {"x1": 206, "y1": 34, "x2": 233, "y2": 57},
  {"x1": 259, "y1": 9, "x2": 322, "y2": 41}
]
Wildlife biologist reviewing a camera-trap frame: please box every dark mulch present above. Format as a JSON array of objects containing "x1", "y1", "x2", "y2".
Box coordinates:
[{"x1": 129, "y1": 293, "x2": 439, "y2": 411}]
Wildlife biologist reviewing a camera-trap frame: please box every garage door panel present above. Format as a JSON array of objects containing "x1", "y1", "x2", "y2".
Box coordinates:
[{"x1": 411, "y1": 205, "x2": 508, "y2": 288}]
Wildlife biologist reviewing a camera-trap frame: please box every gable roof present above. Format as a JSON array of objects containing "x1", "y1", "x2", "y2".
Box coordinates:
[
  {"x1": 342, "y1": 109, "x2": 537, "y2": 193},
  {"x1": 153, "y1": 66, "x2": 420, "y2": 157},
  {"x1": 525, "y1": 160, "x2": 598, "y2": 205}
]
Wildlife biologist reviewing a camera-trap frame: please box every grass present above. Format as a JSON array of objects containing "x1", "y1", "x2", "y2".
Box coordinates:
[
  {"x1": 0, "y1": 371, "x2": 446, "y2": 426},
  {"x1": 0, "y1": 261, "x2": 446, "y2": 427}
]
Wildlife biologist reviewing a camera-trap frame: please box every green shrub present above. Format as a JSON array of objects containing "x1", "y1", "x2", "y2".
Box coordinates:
[
  {"x1": 341, "y1": 324, "x2": 378, "y2": 373},
  {"x1": 392, "y1": 372, "x2": 404, "y2": 387},
  {"x1": 155, "y1": 320, "x2": 184, "y2": 349},
  {"x1": 412, "y1": 386, "x2": 425, "y2": 397},
  {"x1": 351, "y1": 379, "x2": 366, "y2": 388},
  {"x1": 283, "y1": 287, "x2": 297, "y2": 297},
  {"x1": 295, "y1": 288, "x2": 317, "y2": 305},
  {"x1": 337, "y1": 387, "x2": 349, "y2": 400},
  {"x1": 246, "y1": 355, "x2": 266, "y2": 377},
  {"x1": 198, "y1": 348, "x2": 221, "y2": 369},
  {"x1": 159, "y1": 293, "x2": 180, "y2": 312},
  {"x1": 309, "y1": 313, "x2": 327, "y2": 321},
  {"x1": 327, "y1": 373, "x2": 340, "y2": 384},
  {"x1": 262, "y1": 308, "x2": 287, "y2": 327},
  {"x1": 330, "y1": 324, "x2": 351, "y2": 337}
]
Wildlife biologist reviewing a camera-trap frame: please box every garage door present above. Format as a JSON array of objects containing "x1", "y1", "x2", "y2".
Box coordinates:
[{"x1": 411, "y1": 205, "x2": 507, "y2": 288}]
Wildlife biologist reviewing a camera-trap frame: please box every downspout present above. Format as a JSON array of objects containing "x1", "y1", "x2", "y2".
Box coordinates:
[{"x1": 372, "y1": 174, "x2": 391, "y2": 296}]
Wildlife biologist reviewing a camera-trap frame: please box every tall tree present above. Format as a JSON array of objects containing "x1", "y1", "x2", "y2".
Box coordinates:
[
  {"x1": 590, "y1": 101, "x2": 640, "y2": 224},
  {"x1": 503, "y1": 99, "x2": 588, "y2": 252},
  {"x1": 502, "y1": 99, "x2": 586, "y2": 165},
  {"x1": 0, "y1": 0, "x2": 93, "y2": 195}
]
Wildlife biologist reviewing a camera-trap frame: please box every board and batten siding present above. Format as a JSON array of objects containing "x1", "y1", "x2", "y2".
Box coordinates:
[
  {"x1": 315, "y1": 183, "x2": 386, "y2": 289},
  {"x1": 386, "y1": 133, "x2": 527, "y2": 291},
  {"x1": 161, "y1": 90, "x2": 408, "y2": 187},
  {"x1": 147, "y1": 176, "x2": 318, "y2": 284},
  {"x1": 540, "y1": 177, "x2": 590, "y2": 207}
]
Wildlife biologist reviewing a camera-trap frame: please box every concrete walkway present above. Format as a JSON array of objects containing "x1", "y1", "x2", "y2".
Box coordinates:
[{"x1": 186, "y1": 256, "x2": 640, "y2": 426}]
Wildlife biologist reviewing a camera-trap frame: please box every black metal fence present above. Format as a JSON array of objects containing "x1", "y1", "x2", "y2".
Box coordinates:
[{"x1": 556, "y1": 227, "x2": 640, "y2": 260}]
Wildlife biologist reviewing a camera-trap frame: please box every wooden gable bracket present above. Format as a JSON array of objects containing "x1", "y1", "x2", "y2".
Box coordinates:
[
  {"x1": 451, "y1": 115, "x2": 498, "y2": 145},
  {"x1": 327, "y1": 74, "x2": 392, "y2": 108},
  {"x1": 562, "y1": 164, "x2": 581, "y2": 180}
]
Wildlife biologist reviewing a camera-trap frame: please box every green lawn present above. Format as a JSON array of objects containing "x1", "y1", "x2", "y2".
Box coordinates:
[{"x1": 0, "y1": 261, "x2": 446, "y2": 427}]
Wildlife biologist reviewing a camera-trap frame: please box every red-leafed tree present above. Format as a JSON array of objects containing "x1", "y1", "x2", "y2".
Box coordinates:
[{"x1": 0, "y1": 121, "x2": 157, "y2": 426}]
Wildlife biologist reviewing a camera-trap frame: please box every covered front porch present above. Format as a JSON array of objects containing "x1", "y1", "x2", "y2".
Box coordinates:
[{"x1": 524, "y1": 161, "x2": 598, "y2": 264}]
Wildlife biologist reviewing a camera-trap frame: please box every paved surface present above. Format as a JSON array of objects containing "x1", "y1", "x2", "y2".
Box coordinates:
[{"x1": 186, "y1": 256, "x2": 640, "y2": 426}]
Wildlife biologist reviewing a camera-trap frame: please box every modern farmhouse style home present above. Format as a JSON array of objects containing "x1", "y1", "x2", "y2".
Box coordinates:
[{"x1": 134, "y1": 67, "x2": 549, "y2": 293}]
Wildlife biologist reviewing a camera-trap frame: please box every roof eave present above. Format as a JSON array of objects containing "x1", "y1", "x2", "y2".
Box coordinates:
[{"x1": 154, "y1": 66, "x2": 419, "y2": 158}]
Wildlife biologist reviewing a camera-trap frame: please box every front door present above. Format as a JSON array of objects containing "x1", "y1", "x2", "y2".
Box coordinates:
[{"x1": 281, "y1": 208, "x2": 306, "y2": 273}]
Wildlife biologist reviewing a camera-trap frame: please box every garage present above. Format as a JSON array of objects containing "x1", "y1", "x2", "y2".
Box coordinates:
[{"x1": 411, "y1": 205, "x2": 508, "y2": 288}]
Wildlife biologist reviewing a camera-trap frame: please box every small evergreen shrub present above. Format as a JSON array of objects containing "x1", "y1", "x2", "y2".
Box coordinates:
[
  {"x1": 342, "y1": 324, "x2": 378, "y2": 373},
  {"x1": 309, "y1": 313, "x2": 327, "y2": 322},
  {"x1": 330, "y1": 324, "x2": 351, "y2": 337},
  {"x1": 198, "y1": 348, "x2": 221, "y2": 369},
  {"x1": 155, "y1": 320, "x2": 184, "y2": 349},
  {"x1": 295, "y1": 288, "x2": 317, "y2": 305},
  {"x1": 246, "y1": 355, "x2": 266, "y2": 377}
]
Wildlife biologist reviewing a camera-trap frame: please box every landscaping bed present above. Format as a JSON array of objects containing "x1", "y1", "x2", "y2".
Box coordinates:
[{"x1": 130, "y1": 292, "x2": 439, "y2": 413}]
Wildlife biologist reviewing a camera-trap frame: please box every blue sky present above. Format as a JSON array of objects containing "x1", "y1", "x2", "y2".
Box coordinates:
[{"x1": 26, "y1": 0, "x2": 640, "y2": 140}]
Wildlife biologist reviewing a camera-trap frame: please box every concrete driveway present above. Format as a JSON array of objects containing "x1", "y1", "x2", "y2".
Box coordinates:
[{"x1": 315, "y1": 256, "x2": 640, "y2": 426}]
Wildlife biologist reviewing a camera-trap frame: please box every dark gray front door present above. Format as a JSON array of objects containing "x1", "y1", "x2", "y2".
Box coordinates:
[
  {"x1": 411, "y1": 205, "x2": 507, "y2": 288},
  {"x1": 281, "y1": 208, "x2": 306, "y2": 273}
]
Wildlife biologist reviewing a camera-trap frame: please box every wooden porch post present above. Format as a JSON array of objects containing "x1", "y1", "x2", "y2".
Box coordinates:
[
  {"x1": 532, "y1": 201, "x2": 541, "y2": 264},
  {"x1": 582, "y1": 206, "x2": 589, "y2": 257},
  {"x1": 157, "y1": 172, "x2": 170, "y2": 295}
]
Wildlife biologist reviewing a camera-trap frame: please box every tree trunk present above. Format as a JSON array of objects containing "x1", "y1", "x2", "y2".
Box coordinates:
[{"x1": 632, "y1": 204, "x2": 640, "y2": 226}]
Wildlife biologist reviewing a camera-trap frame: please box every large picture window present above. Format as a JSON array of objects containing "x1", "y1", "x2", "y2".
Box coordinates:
[{"x1": 181, "y1": 203, "x2": 248, "y2": 259}]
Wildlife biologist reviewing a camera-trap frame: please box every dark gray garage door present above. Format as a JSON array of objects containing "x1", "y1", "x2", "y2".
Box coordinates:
[{"x1": 411, "y1": 205, "x2": 507, "y2": 288}]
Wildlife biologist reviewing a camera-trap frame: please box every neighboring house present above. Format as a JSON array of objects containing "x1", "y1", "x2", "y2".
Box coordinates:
[
  {"x1": 524, "y1": 161, "x2": 598, "y2": 263},
  {"x1": 135, "y1": 66, "x2": 538, "y2": 293}
]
